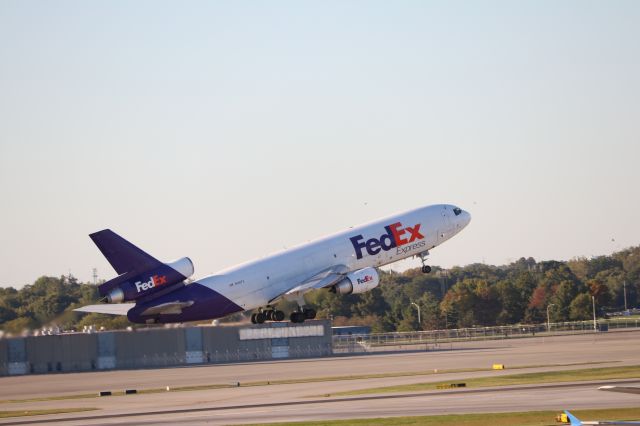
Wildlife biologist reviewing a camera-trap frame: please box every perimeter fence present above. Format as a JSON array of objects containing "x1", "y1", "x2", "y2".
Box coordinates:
[{"x1": 332, "y1": 318, "x2": 640, "y2": 354}]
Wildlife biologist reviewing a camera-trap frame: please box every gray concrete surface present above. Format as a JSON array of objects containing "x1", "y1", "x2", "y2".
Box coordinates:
[{"x1": 0, "y1": 330, "x2": 639, "y2": 425}]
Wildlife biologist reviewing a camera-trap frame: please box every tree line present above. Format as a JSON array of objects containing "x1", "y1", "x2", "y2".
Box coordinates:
[
  {"x1": 0, "y1": 246, "x2": 638, "y2": 334},
  {"x1": 306, "y1": 246, "x2": 640, "y2": 332}
]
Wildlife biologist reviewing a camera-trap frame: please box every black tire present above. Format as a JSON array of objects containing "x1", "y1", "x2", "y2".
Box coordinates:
[
  {"x1": 250, "y1": 313, "x2": 257, "y2": 324},
  {"x1": 304, "y1": 308, "x2": 316, "y2": 320},
  {"x1": 290, "y1": 312, "x2": 305, "y2": 323},
  {"x1": 265, "y1": 310, "x2": 274, "y2": 321},
  {"x1": 422, "y1": 265, "x2": 432, "y2": 274},
  {"x1": 273, "y1": 310, "x2": 285, "y2": 321},
  {"x1": 255, "y1": 312, "x2": 266, "y2": 324}
]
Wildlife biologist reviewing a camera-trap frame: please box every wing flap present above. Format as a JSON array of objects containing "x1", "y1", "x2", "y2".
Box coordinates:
[
  {"x1": 268, "y1": 264, "x2": 349, "y2": 304},
  {"x1": 285, "y1": 272, "x2": 345, "y2": 296}
]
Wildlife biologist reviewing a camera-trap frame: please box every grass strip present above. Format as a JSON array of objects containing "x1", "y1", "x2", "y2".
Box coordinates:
[
  {"x1": 0, "y1": 408, "x2": 97, "y2": 418},
  {"x1": 242, "y1": 407, "x2": 640, "y2": 426},
  {"x1": 324, "y1": 365, "x2": 640, "y2": 397},
  {"x1": 0, "y1": 361, "x2": 614, "y2": 404}
]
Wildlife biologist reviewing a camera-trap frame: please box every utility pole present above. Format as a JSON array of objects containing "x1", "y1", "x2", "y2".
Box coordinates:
[
  {"x1": 623, "y1": 280, "x2": 628, "y2": 311},
  {"x1": 592, "y1": 296, "x2": 597, "y2": 332},
  {"x1": 92, "y1": 268, "x2": 98, "y2": 285},
  {"x1": 546, "y1": 304, "x2": 555, "y2": 333},
  {"x1": 411, "y1": 301, "x2": 421, "y2": 330}
]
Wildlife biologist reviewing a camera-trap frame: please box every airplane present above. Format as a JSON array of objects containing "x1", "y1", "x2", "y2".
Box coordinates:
[
  {"x1": 598, "y1": 386, "x2": 640, "y2": 395},
  {"x1": 76, "y1": 204, "x2": 471, "y2": 324},
  {"x1": 563, "y1": 410, "x2": 640, "y2": 425},
  {"x1": 559, "y1": 386, "x2": 640, "y2": 425}
]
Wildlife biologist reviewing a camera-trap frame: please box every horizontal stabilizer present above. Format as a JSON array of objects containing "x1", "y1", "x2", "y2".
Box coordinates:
[{"x1": 74, "y1": 304, "x2": 135, "y2": 316}]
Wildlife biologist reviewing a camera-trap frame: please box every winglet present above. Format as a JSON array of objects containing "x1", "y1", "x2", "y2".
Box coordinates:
[{"x1": 565, "y1": 411, "x2": 582, "y2": 426}]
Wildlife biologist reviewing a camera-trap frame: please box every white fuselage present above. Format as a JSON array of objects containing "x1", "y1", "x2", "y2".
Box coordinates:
[{"x1": 193, "y1": 204, "x2": 471, "y2": 311}]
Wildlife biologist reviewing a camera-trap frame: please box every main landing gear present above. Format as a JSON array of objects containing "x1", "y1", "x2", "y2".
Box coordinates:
[
  {"x1": 251, "y1": 307, "x2": 316, "y2": 324},
  {"x1": 290, "y1": 307, "x2": 316, "y2": 323},
  {"x1": 418, "y1": 250, "x2": 432, "y2": 274},
  {"x1": 250, "y1": 307, "x2": 285, "y2": 324}
]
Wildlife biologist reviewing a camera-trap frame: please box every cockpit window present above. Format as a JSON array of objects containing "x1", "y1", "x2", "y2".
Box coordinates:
[{"x1": 453, "y1": 207, "x2": 462, "y2": 216}]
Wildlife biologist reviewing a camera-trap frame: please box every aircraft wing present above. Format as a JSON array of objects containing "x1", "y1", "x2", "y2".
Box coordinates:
[
  {"x1": 139, "y1": 301, "x2": 194, "y2": 316},
  {"x1": 74, "y1": 303, "x2": 135, "y2": 316},
  {"x1": 565, "y1": 409, "x2": 640, "y2": 425},
  {"x1": 599, "y1": 386, "x2": 640, "y2": 395},
  {"x1": 268, "y1": 264, "x2": 349, "y2": 303}
]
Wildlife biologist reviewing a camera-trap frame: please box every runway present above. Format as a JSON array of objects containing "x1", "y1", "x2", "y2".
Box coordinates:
[{"x1": 1, "y1": 330, "x2": 639, "y2": 425}]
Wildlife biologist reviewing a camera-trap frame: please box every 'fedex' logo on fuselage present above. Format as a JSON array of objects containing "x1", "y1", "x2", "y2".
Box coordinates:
[
  {"x1": 135, "y1": 275, "x2": 168, "y2": 293},
  {"x1": 350, "y1": 222, "x2": 424, "y2": 260},
  {"x1": 357, "y1": 275, "x2": 374, "y2": 284}
]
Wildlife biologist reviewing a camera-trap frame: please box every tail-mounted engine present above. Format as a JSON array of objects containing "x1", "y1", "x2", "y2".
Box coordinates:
[
  {"x1": 331, "y1": 267, "x2": 380, "y2": 295},
  {"x1": 99, "y1": 257, "x2": 194, "y2": 303}
]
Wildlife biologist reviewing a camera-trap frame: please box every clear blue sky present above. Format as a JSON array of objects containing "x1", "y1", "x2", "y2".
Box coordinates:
[{"x1": 1, "y1": 1, "x2": 639, "y2": 287}]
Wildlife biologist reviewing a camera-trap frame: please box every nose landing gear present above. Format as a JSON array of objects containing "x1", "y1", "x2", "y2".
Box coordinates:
[{"x1": 418, "y1": 250, "x2": 431, "y2": 274}]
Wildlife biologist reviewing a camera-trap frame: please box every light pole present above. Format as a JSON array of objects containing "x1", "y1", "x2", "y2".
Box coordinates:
[
  {"x1": 623, "y1": 280, "x2": 628, "y2": 311},
  {"x1": 592, "y1": 295, "x2": 597, "y2": 332},
  {"x1": 547, "y1": 304, "x2": 555, "y2": 333},
  {"x1": 411, "y1": 301, "x2": 421, "y2": 330}
]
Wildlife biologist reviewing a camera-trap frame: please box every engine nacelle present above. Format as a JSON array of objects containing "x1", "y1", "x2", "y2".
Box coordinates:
[
  {"x1": 103, "y1": 257, "x2": 194, "y2": 303},
  {"x1": 332, "y1": 267, "x2": 380, "y2": 295}
]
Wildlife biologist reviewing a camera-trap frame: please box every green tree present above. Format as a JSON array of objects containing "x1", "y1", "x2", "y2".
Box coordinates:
[
  {"x1": 0, "y1": 305, "x2": 17, "y2": 324},
  {"x1": 587, "y1": 279, "x2": 611, "y2": 308},
  {"x1": 2, "y1": 317, "x2": 38, "y2": 334},
  {"x1": 416, "y1": 292, "x2": 442, "y2": 330},
  {"x1": 549, "y1": 280, "x2": 584, "y2": 321},
  {"x1": 352, "y1": 287, "x2": 390, "y2": 318},
  {"x1": 569, "y1": 293, "x2": 593, "y2": 320},
  {"x1": 495, "y1": 280, "x2": 525, "y2": 325}
]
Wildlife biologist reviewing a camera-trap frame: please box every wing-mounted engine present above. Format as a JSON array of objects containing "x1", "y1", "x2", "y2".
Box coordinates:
[
  {"x1": 100, "y1": 257, "x2": 194, "y2": 303},
  {"x1": 331, "y1": 267, "x2": 379, "y2": 295}
]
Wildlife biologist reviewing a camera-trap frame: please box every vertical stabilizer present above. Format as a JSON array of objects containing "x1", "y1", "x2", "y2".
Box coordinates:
[
  {"x1": 90, "y1": 229, "x2": 161, "y2": 274},
  {"x1": 565, "y1": 411, "x2": 583, "y2": 426}
]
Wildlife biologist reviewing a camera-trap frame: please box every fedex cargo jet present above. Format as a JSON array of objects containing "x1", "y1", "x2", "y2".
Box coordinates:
[{"x1": 76, "y1": 204, "x2": 470, "y2": 324}]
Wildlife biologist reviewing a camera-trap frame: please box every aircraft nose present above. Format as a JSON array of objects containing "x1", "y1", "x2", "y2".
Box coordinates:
[{"x1": 461, "y1": 210, "x2": 471, "y2": 227}]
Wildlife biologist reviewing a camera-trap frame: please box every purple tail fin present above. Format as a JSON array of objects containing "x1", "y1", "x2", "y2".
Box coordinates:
[{"x1": 90, "y1": 229, "x2": 161, "y2": 275}]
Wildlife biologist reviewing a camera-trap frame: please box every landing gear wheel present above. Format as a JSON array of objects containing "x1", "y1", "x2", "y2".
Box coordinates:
[
  {"x1": 303, "y1": 308, "x2": 316, "y2": 320},
  {"x1": 251, "y1": 313, "x2": 257, "y2": 324},
  {"x1": 255, "y1": 312, "x2": 266, "y2": 324},
  {"x1": 290, "y1": 311, "x2": 305, "y2": 323},
  {"x1": 273, "y1": 310, "x2": 285, "y2": 321},
  {"x1": 418, "y1": 250, "x2": 431, "y2": 274}
]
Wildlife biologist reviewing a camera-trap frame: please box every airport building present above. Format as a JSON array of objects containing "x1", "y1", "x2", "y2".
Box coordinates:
[{"x1": 0, "y1": 320, "x2": 332, "y2": 376}]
